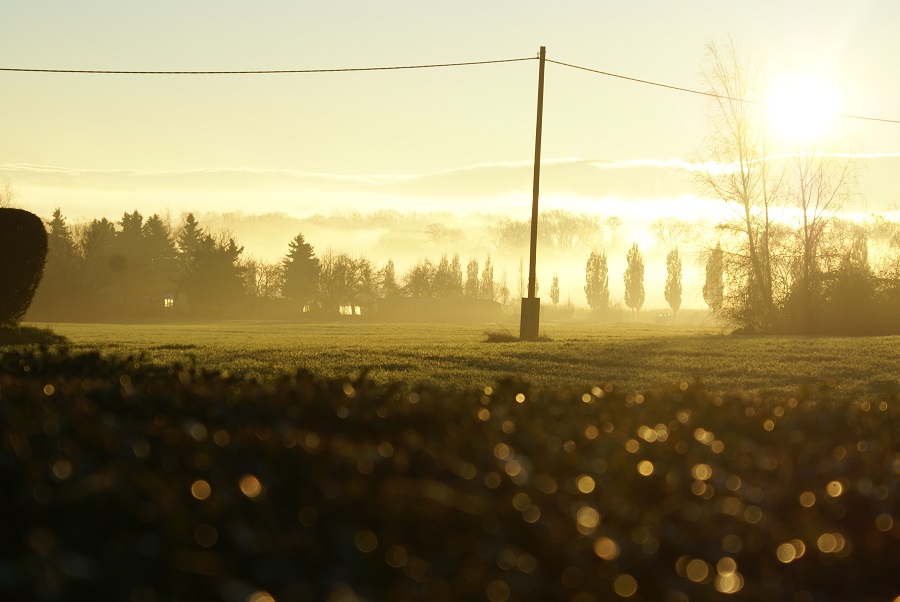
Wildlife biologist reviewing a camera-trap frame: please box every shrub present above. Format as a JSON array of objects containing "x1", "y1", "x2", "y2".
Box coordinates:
[{"x1": 0, "y1": 208, "x2": 48, "y2": 325}]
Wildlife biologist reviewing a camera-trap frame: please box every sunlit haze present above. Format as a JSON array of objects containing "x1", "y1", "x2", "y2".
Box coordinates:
[{"x1": 2, "y1": 1, "x2": 900, "y2": 309}]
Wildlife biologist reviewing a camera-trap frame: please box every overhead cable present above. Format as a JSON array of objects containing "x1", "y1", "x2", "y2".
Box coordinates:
[
  {"x1": 3, "y1": 52, "x2": 898, "y2": 125},
  {"x1": 0, "y1": 56, "x2": 537, "y2": 75},
  {"x1": 546, "y1": 58, "x2": 900, "y2": 126}
]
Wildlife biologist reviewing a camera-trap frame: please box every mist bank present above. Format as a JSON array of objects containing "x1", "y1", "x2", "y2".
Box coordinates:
[
  {"x1": 3, "y1": 153, "x2": 899, "y2": 222},
  {"x1": 25, "y1": 199, "x2": 900, "y2": 318}
]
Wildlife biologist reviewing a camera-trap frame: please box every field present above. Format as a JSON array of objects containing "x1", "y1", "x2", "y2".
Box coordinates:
[
  {"x1": 3, "y1": 321, "x2": 900, "y2": 601},
  {"x1": 32, "y1": 320, "x2": 900, "y2": 400}
]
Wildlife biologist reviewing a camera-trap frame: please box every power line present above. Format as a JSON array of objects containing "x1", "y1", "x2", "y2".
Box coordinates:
[
  {"x1": 546, "y1": 58, "x2": 900, "y2": 126},
  {"x1": 3, "y1": 51, "x2": 899, "y2": 125},
  {"x1": 0, "y1": 56, "x2": 536, "y2": 75}
]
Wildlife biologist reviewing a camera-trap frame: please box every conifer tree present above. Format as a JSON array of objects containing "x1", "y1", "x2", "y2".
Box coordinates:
[{"x1": 282, "y1": 233, "x2": 320, "y2": 309}]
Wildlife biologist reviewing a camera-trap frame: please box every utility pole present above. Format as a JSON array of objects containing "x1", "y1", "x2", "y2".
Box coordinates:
[{"x1": 520, "y1": 45, "x2": 545, "y2": 341}]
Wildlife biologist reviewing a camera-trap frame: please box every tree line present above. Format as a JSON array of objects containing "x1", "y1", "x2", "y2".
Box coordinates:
[{"x1": 26, "y1": 209, "x2": 517, "y2": 320}]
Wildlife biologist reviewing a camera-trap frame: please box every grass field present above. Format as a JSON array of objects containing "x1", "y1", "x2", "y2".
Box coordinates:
[{"x1": 23, "y1": 319, "x2": 900, "y2": 400}]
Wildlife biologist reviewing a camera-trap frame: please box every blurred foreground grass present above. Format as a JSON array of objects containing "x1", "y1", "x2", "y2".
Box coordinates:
[
  {"x1": 22, "y1": 320, "x2": 900, "y2": 401},
  {"x1": 1, "y1": 347, "x2": 899, "y2": 601}
]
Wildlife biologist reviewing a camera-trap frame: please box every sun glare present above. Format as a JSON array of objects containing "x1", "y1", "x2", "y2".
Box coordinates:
[{"x1": 766, "y1": 76, "x2": 839, "y2": 144}]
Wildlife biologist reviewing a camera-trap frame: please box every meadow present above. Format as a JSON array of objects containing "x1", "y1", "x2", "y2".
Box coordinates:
[
  {"x1": 35, "y1": 320, "x2": 900, "y2": 401},
  {"x1": 3, "y1": 321, "x2": 900, "y2": 601}
]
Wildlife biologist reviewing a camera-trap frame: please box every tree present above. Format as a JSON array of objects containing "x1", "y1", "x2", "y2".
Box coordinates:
[
  {"x1": 696, "y1": 42, "x2": 857, "y2": 333},
  {"x1": 176, "y1": 213, "x2": 205, "y2": 276},
  {"x1": 243, "y1": 258, "x2": 283, "y2": 304},
  {"x1": 623, "y1": 243, "x2": 644, "y2": 319},
  {"x1": 584, "y1": 251, "x2": 609, "y2": 315},
  {"x1": 142, "y1": 214, "x2": 178, "y2": 299},
  {"x1": 30, "y1": 208, "x2": 82, "y2": 320},
  {"x1": 174, "y1": 215, "x2": 245, "y2": 315},
  {"x1": 432, "y1": 254, "x2": 458, "y2": 297},
  {"x1": 703, "y1": 242, "x2": 724, "y2": 313},
  {"x1": 403, "y1": 259, "x2": 435, "y2": 298},
  {"x1": 652, "y1": 218, "x2": 693, "y2": 251},
  {"x1": 380, "y1": 259, "x2": 400, "y2": 298},
  {"x1": 80, "y1": 218, "x2": 118, "y2": 311},
  {"x1": 0, "y1": 179, "x2": 15, "y2": 208},
  {"x1": 0, "y1": 208, "x2": 47, "y2": 325},
  {"x1": 695, "y1": 41, "x2": 778, "y2": 330},
  {"x1": 665, "y1": 248, "x2": 682, "y2": 320},
  {"x1": 318, "y1": 252, "x2": 374, "y2": 314},
  {"x1": 784, "y1": 149, "x2": 853, "y2": 331},
  {"x1": 450, "y1": 254, "x2": 463, "y2": 295},
  {"x1": 480, "y1": 256, "x2": 495, "y2": 301},
  {"x1": 550, "y1": 275, "x2": 560, "y2": 306},
  {"x1": 282, "y1": 233, "x2": 319, "y2": 309},
  {"x1": 465, "y1": 258, "x2": 479, "y2": 298}
]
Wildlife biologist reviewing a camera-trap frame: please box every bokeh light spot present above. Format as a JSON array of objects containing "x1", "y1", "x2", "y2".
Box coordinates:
[
  {"x1": 826, "y1": 481, "x2": 843, "y2": 497},
  {"x1": 593, "y1": 537, "x2": 620, "y2": 560},
  {"x1": 577, "y1": 475, "x2": 595, "y2": 494},
  {"x1": 191, "y1": 479, "x2": 211, "y2": 500},
  {"x1": 613, "y1": 574, "x2": 638, "y2": 597},
  {"x1": 239, "y1": 475, "x2": 263, "y2": 499},
  {"x1": 355, "y1": 529, "x2": 378, "y2": 553},
  {"x1": 876, "y1": 514, "x2": 894, "y2": 532}
]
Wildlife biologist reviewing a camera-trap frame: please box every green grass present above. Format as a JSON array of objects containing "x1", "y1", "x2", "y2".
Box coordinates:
[{"x1": 18, "y1": 320, "x2": 900, "y2": 400}]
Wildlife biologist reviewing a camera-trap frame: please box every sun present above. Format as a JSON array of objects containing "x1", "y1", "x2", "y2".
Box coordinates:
[{"x1": 765, "y1": 75, "x2": 839, "y2": 145}]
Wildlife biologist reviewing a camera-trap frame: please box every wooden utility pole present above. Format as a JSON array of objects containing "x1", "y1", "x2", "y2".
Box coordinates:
[{"x1": 520, "y1": 45, "x2": 545, "y2": 341}]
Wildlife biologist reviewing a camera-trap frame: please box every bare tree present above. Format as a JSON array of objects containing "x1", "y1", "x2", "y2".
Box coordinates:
[
  {"x1": 695, "y1": 41, "x2": 780, "y2": 330},
  {"x1": 786, "y1": 148, "x2": 854, "y2": 327},
  {"x1": 0, "y1": 179, "x2": 15, "y2": 208},
  {"x1": 651, "y1": 218, "x2": 693, "y2": 251}
]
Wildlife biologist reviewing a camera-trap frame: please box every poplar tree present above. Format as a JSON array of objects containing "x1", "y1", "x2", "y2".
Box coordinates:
[
  {"x1": 624, "y1": 243, "x2": 645, "y2": 319},
  {"x1": 480, "y1": 256, "x2": 495, "y2": 301},
  {"x1": 550, "y1": 275, "x2": 560, "y2": 306},
  {"x1": 584, "y1": 250, "x2": 609, "y2": 315},
  {"x1": 465, "y1": 258, "x2": 480, "y2": 298},
  {"x1": 665, "y1": 248, "x2": 682, "y2": 320},
  {"x1": 703, "y1": 242, "x2": 724, "y2": 313}
]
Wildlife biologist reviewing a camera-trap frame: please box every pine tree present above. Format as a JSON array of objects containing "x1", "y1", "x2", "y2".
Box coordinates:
[
  {"x1": 624, "y1": 243, "x2": 645, "y2": 319},
  {"x1": 23, "y1": 209, "x2": 75, "y2": 319},
  {"x1": 282, "y1": 233, "x2": 320, "y2": 309},
  {"x1": 142, "y1": 214, "x2": 177, "y2": 296},
  {"x1": 665, "y1": 248, "x2": 682, "y2": 320},
  {"x1": 176, "y1": 213, "x2": 205, "y2": 276}
]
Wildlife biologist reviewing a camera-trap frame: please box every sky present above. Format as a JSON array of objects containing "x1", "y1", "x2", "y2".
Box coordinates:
[{"x1": 2, "y1": 0, "x2": 899, "y2": 223}]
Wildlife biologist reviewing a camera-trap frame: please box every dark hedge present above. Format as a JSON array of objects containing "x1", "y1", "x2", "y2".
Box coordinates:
[
  {"x1": 1, "y1": 349, "x2": 899, "y2": 601},
  {"x1": 0, "y1": 208, "x2": 48, "y2": 325}
]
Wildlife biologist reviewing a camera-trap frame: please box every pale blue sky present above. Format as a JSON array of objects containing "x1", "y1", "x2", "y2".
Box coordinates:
[{"x1": 1, "y1": 0, "x2": 898, "y2": 217}]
